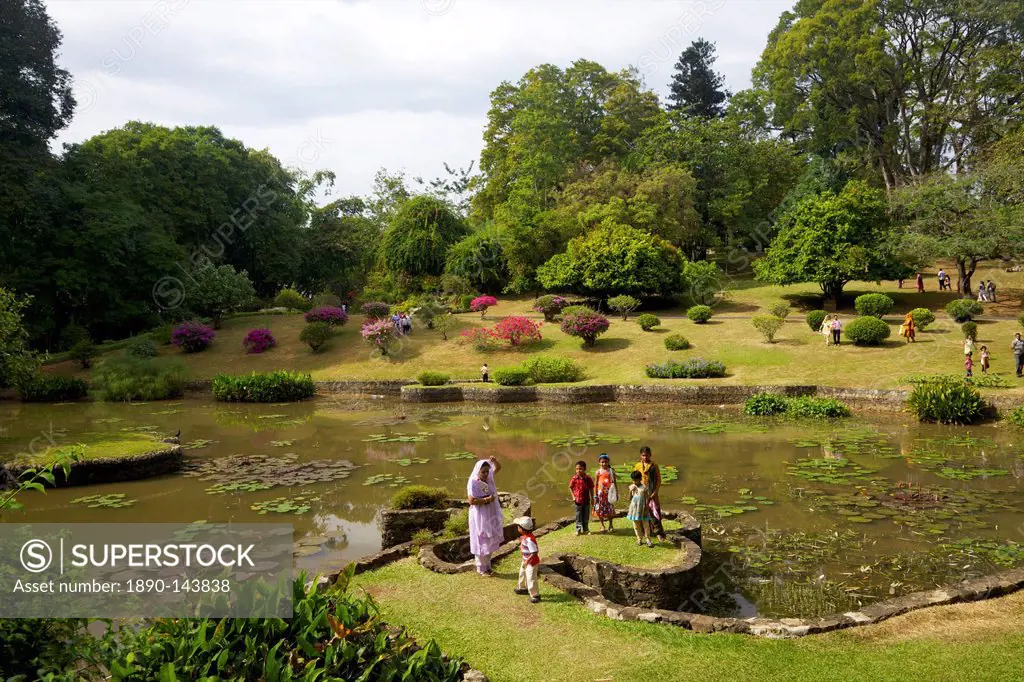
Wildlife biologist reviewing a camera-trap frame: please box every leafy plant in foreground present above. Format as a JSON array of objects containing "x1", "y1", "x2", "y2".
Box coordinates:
[
  {"x1": 211, "y1": 371, "x2": 316, "y2": 402},
  {"x1": 906, "y1": 377, "x2": 984, "y2": 424}
]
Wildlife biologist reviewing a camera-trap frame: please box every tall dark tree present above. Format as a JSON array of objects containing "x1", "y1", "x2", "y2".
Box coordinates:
[{"x1": 667, "y1": 39, "x2": 730, "y2": 117}]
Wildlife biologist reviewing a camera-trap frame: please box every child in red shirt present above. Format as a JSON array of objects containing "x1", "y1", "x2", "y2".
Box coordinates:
[
  {"x1": 569, "y1": 461, "x2": 595, "y2": 535},
  {"x1": 513, "y1": 516, "x2": 540, "y2": 603}
]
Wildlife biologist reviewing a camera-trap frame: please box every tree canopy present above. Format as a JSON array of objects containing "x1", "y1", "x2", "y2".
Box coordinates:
[
  {"x1": 668, "y1": 38, "x2": 730, "y2": 117},
  {"x1": 380, "y1": 195, "x2": 468, "y2": 279}
]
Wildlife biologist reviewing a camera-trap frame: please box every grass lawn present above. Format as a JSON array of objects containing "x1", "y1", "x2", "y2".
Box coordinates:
[
  {"x1": 4, "y1": 432, "x2": 167, "y2": 466},
  {"x1": 48, "y1": 261, "x2": 1024, "y2": 397},
  {"x1": 354, "y1": 558, "x2": 1024, "y2": 682},
  {"x1": 539, "y1": 520, "x2": 687, "y2": 569}
]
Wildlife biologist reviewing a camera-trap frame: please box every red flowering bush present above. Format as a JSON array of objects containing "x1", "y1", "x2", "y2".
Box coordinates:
[
  {"x1": 242, "y1": 328, "x2": 276, "y2": 354},
  {"x1": 560, "y1": 310, "x2": 610, "y2": 347},
  {"x1": 171, "y1": 321, "x2": 215, "y2": 353},
  {"x1": 459, "y1": 327, "x2": 502, "y2": 352},
  {"x1": 305, "y1": 306, "x2": 348, "y2": 326},
  {"x1": 493, "y1": 316, "x2": 542, "y2": 347},
  {"x1": 470, "y1": 295, "x2": 498, "y2": 319}
]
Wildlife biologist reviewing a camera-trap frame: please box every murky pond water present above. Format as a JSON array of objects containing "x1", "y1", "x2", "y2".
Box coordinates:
[{"x1": 2, "y1": 399, "x2": 1022, "y2": 618}]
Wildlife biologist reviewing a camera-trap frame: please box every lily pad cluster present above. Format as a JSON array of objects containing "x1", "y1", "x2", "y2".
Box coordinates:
[
  {"x1": 70, "y1": 493, "x2": 136, "y2": 509},
  {"x1": 269, "y1": 440, "x2": 295, "y2": 447},
  {"x1": 183, "y1": 453, "x2": 357, "y2": 490},
  {"x1": 363, "y1": 473, "x2": 411, "y2": 487},
  {"x1": 543, "y1": 433, "x2": 640, "y2": 448},
  {"x1": 394, "y1": 457, "x2": 429, "y2": 467},
  {"x1": 786, "y1": 457, "x2": 881, "y2": 485},
  {"x1": 681, "y1": 488, "x2": 774, "y2": 520},
  {"x1": 205, "y1": 481, "x2": 273, "y2": 494},
  {"x1": 251, "y1": 494, "x2": 319, "y2": 515},
  {"x1": 679, "y1": 421, "x2": 768, "y2": 435},
  {"x1": 292, "y1": 532, "x2": 346, "y2": 558},
  {"x1": 181, "y1": 439, "x2": 216, "y2": 450},
  {"x1": 443, "y1": 451, "x2": 476, "y2": 461},
  {"x1": 612, "y1": 463, "x2": 679, "y2": 483},
  {"x1": 362, "y1": 431, "x2": 434, "y2": 443}
]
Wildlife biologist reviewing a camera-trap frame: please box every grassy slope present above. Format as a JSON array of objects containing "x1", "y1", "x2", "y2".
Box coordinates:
[
  {"x1": 539, "y1": 520, "x2": 687, "y2": 569},
  {"x1": 354, "y1": 558, "x2": 1024, "y2": 682},
  {"x1": 49, "y1": 262, "x2": 1024, "y2": 395}
]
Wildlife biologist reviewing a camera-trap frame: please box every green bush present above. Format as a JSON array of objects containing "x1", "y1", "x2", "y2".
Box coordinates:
[
  {"x1": 767, "y1": 301, "x2": 791, "y2": 319},
  {"x1": 59, "y1": 323, "x2": 90, "y2": 351},
  {"x1": 300, "y1": 321, "x2": 332, "y2": 353},
  {"x1": 786, "y1": 396, "x2": 852, "y2": 418},
  {"x1": 69, "y1": 340, "x2": 98, "y2": 369},
  {"x1": 961, "y1": 321, "x2": 978, "y2": 341},
  {"x1": 910, "y1": 307, "x2": 936, "y2": 331},
  {"x1": 664, "y1": 333, "x2": 690, "y2": 351},
  {"x1": 806, "y1": 310, "x2": 828, "y2": 332},
  {"x1": 442, "y1": 508, "x2": 469, "y2": 538},
  {"x1": 645, "y1": 358, "x2": 725, "y2": 379},
  {"x1": 1007, "y1": 405, "x2": 1024, "y2": 428},
  {"x1": 150, "y1": 324, "x2": 173, "y2": 345},
  {"x1": 854, "y1": 293, "x2": 894, "y2": 318},
  {"x1": 636, "y1": 313, "x2": 661, "y2": 331},
  {"x1": 752, "y1": 314, "x2": 785, "y2": 342},
  {"x1": 310, "y1": 291, "x2": 342, "y2": 307},
  {"x1": 212, "y1": 371, "x2": 316, "y2": 402},
  {"x1": 457, "y1": 294, "x2": 476, "y2": 312},
  {"x1": 126, "y1": 337, "x2": 158, "y2": 358},
  {"x1": 390, "y1": 485, "x2": 450, "y2": 510},
  {"x1": 743, "y1": 392, "x2": 789, "y2": 416},
  {"x1": 844, "y1": 316, "x2": 890, "y2": 345},
  {"x1": 18, "y1": 374, "x2": 89, "y2": 402},
  {"x1": 686, "y1": 305, "x2": 713, "y2": 324},
  {"x1": 417, "y1": 371, "x2": 449, "y2": 386},
  {"x1": 607, "y1": 295, "x2": 641, "y2": 320},
  {"x1": 520, "y1": 356, "x2": 585, "y2": 383},
  {"x1": 946, "y1": 298, "x2": 982, "y2": 322},
  {"x1": 560, "y1": 304, "x2": 593, "y2": 318},
  {"x1": 273, "y1": 287, "x2": 311, "y2": 311},
  {"x1": 493, "y1": 366, "x2": 530, "y2": 386},
  {"x1": 906, "y1": 377, "x2": 984, "y2": 424},
  {"x1": 91, "y1": 357, "x2": 187, "y2": 402}
]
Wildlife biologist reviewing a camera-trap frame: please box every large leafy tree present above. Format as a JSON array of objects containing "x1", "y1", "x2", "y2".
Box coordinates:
[
  {"x1": 0, "y1": 287, "x2": 39, "y2": 388},
  {"x1": 380, "y1": 195, "x2": 467, "y2": 278},
  {"x1": 754, "y1": 181, "x2": 911, "y2": 300},
  {"x1": 183, "y1": 263, "x2": 256, "y2": 327},
  {"x1": 668, "y1": 38, "x2": 730, "y2": 117},
  {"x1": 296, "y1": 196, "x2": 379, "y2": 296},
  {"x1": 443, "y1": 230, "x2": 509, "y2": 294},
  {"x1": 751, "y1": 0, "x2": 1024, "y2": 190},
  {"x1": 536, "y1": 221, "x2": 681, "y2": 298}
]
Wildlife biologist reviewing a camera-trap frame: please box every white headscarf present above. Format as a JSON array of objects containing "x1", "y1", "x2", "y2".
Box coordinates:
[{"x1": 466, "y1": 458, "x2": 497, "y2": 498}]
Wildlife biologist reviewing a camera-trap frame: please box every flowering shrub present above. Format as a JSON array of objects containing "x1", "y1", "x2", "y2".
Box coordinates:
[
  {"x1": 470, "y1": 295, "x2": 498, "y2": 319},
  {"x1": 493, "y1": 316, "x2": 542, "y2": 347},
  {"x1": 361, "y1": 301, "x2": 391, "y2": 320},
  {"x1": 560, "y1": 309, "x2": 610, "y2": 347},
  {"x1": 533, "y1": 295, "x2": 569, "y2": 322},
  {"x1": 171, "y1": 321, "x2": 215, "y2": 353},
  {"x1": 242, "y1": 328, "x2": 276, "y2": 354},
  {"x1": 361, "y1": 319, "x2": 399, "y2": 355},
  {"x1": 305, "y1": 306, "x2": 348, "y2": 326},
  {"x1": 459, "y1": 327, "x2": 502, "y2": 352}
]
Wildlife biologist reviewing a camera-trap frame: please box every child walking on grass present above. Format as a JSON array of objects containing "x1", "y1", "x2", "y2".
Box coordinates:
[
  {"x1": 965, "y1": 352, "x2": 974, "y2": 379},
  {"x1": 513, "y1": 516, "x2": 541, "y2": 604},
  {"x1": 980, "y1": 346, "x2": 990, "y2": 374},
  {"x1": 626, "y1": 470, "x2": 653, "y2": 547}
]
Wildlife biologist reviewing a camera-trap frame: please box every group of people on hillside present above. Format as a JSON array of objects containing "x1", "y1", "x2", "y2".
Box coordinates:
[
  {"x1": 391, "y1": 311, "x2": 413, "y2": 335},
  {"x1": 977, "y1": 280, "x2": 998, "y2": 302},
  {"x1": 465, "y1": 447, "x2": 668, "y2": 604}
]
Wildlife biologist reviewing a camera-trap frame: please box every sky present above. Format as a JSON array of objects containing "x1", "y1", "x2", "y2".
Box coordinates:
[{"x1": 46, "y1": 0, "x2": 793, "y2": 198}]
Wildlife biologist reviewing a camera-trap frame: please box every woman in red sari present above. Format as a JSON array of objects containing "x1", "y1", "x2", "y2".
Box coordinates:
[{"x1": 592, "y1": 453, "x2": 618, "y2": 532}]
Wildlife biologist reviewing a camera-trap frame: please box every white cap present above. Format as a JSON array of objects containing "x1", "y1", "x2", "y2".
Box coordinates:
[{"x1": 513, "y1": 516, "x2": 534, "y2": 531}]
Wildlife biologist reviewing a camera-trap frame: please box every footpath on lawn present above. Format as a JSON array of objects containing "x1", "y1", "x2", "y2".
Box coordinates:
[{"x1": 354, "y1": 557, "x2": 1024, "y2": 682}]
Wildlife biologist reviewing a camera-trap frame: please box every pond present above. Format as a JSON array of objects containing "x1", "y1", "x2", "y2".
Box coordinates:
[{"x1": 2, "y1": 398, "x2": 1022, "y2": 619}]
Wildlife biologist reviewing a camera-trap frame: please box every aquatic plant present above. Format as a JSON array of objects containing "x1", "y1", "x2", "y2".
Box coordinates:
[
  {"x1": 906, "y1": 377, "x2": 984, "y2": 424},
  {"x1": 211, "y1": 371, "x2": 315, "y2": 402},
  {"x1": 17, "y1": 374, "x2": 89, "y2": 402}
]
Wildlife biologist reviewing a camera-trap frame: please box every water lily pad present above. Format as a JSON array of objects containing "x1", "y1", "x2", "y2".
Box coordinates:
[{"x1": 70, "y1": 493, "x2": 135, "y2": 509}]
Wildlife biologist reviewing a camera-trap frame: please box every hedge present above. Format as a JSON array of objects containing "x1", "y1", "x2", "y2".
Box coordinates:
[{"x1": 211, "y1": 371, "x2": 316, "y2": 402}]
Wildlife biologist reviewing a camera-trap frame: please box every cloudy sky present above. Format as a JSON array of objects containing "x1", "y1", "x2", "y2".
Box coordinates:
[{"x1": 47, "y1": 0, "x2": 792, "y2": 198}]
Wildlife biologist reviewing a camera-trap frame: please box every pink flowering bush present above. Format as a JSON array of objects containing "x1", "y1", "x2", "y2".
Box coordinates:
[
  {"x1": 242, "y1": 328, "x2": 276, "y2": 354},
  {"x1": 360, "y1": 319, "x2": 399, "y2": 355},
  {"x1": 171, "y1": 321, "x2": 215, "y2": 353},
  {"x1": 493, "y1": 316, "x2": 542, "y2": 348},
  {"x1": 459, "y1": 327, "x2": 502, "y2": 352},
  {"x1": 305, "y1": 305, "x2": 348, "y2": 326},
  {"x1": 470, "y1": 295, "x2": 498, "y2": 319},
  {"x1": 560, "y1": 309, "x2": 610, "y2": 348}
]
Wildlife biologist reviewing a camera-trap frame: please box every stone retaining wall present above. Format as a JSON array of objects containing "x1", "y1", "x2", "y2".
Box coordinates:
[
  {"x1": 376, "y1": 492, "x2": 532, "y2": 549},
  {"x1": 2, "y1": 444, "x2": 183, "y2": 488}
]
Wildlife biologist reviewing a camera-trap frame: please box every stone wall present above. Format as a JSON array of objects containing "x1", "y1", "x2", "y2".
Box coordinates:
[{"x1": 377, "y1": 492, "x2": 532, "y2": 549}]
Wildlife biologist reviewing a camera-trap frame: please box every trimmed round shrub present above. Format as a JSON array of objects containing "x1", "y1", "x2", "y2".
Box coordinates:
[
  {"x1": 361, "y1": 301, "x2": 391, "y2": 320},
  {"x1": 767, "y1": 301, "x2": 791, "y2": 319},
  {"x1": 273, "y1": 287, "x2": 311, "y2": 312},
  {"x1": 242, "y1": 328, "x2": 276, "y2": 354},
  {"x1": 854, "y1": 293, "x2": 894, "y2": 318},
  {"x1": 751, "y1": 314, "x2": 785, "y2": 343},
  {"x1": 906, "y1": 377, "x2": 984, "y2": 424},
  {"x1": 961, "y1": 321, "x2": 978, "y2": 341},
  {"x1": 390, "y1": 485, "x2": 450, "y2": 510},
  {"x1": 806, "y1": 310, "x2": 828, "y2": 332},
  {"x1": 171, "y1": 322, "x2": 215, "y2": 353},
  {"x1": 305, "y1": 306, "x2": 348, "y2": 326},
  {"x1": 1007, "y1": 405, "x2": 1024, "y2": 428},
  {"x1": 636, "y1": 314, "x2": 661, "y2": 331},
  {"x1": 126, "y1": 337, "x2": 158, "y2": 359},
  {"x1": 560, "y1": 309, "x2": 610, "y2": 347},
  {"x1": 743, "y1": 392, "x2": 789, "y2": 416},
  {"x1": 493, "y1": 366, "x2": 530, "y2": 386},
  {"x1": 844, "y1": 316, "x2": 891, "y2": 345},
  {"x1": 300, "y1": 321, "x2": 332, "y2": 353},
  {"x1": 664, "y1": 334, "x2": 690, "y2": 351},
  {"x1": 310, "y1": 291, "x2": 342, "y2": 308},
  {"x1": 59, "y1": 323, "x2": 90, "y2": 351},
  {"x1": 607, "y1": 295, "x2": 641, "y2": 320},
  {"x1": 560, "y1": 305, "x2": 593, "y2": 318},
  {"x1": 17, "y1": 374, "x2": 89, "y2": 402},
  {"x1": 212, "y1": 371, "x2": 315, "y2": 402},
  {"x1": 909, "y1": 307, "x2": 936, "y2": 331},
  {"x1": 417, "y1": 371, "x2": 449, "y2": 386},
  {"x1": 645, "y1": 358, "x2": 726, "y2": 379},
  {"x1": 520, "y1": 356, "x2": 585, "y2": 383},
  {"x1": 470, "y1": 295, "x2": 498, "y2": 318},
  {"x1": 946, "y1": 298, "x2": 982, "y2": 322},
  {"x1": 687, "y1": 305, "x2": 713, "y2": 324},
  {"x1": 533, "y1": 295, "x2": 569, "y2": 322},
  {"x1": 69, "y1": 340, "x2": 98, "y2": 369}
]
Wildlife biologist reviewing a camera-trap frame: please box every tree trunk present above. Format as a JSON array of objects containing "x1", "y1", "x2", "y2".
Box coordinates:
[{"x1": 956, "y1": 258, "x2": 979, "y2": 297}]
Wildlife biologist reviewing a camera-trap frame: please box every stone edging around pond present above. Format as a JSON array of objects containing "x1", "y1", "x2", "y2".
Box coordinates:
[
  {"x1": 1, "y1": 439, "x2": 183, "y2": 488},
  {"x1": 376, "y1": 492, "x2": 532, "y2": 548}
]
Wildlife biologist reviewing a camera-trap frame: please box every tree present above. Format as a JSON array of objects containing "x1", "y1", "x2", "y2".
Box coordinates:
[
  {"x1": 184, "y1": 263, "x2": 257, "y2": 328},
  {"x1": 754, "y1": 181, "x2": 910, "y2": 301},
  {"x1": 296, "y1": 196, "x2": 379, "y2": 295},
  {"x1": 443, "y1": 231, "x2": 508, "y2": 294},
  {"x1": 668, "y1": 38, "x2": 730, "y2": 117},
  {"x1": 536, "y1": 221, "x2": 681, "y2": 298},
  {"x1": 0, "y1": 287, "x2": 39, "y2": 388},
  {"x1": 380, "y1": 195, "x2": 467, "y2": 278}
]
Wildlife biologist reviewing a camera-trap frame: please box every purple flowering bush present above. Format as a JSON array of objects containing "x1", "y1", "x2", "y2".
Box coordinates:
[
  {"x1": 560, "y1": 309, "x2": 610, "y2": 347},
  {"x1": 360, "y1": 319, "x2": 399, "y2": 356},
  {"x1": 242, "y1": 328, "x2": 276, "y2": 354},
  {"x1": 305, "y1": 306, "x2": 348, "y2": 326},
  {"x1": 171, "y1": 321, "x2": 215, "y2": 353}
]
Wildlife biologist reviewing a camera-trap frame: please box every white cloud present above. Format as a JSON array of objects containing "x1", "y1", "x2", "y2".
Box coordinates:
[{"x1": 47, "y1": 0, "x2": 791, "y2": 197}]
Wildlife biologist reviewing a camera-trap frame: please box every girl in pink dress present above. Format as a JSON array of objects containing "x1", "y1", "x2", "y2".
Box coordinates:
[{"x1": 592, "y1": 453, "x2": 618, "y2": 532}]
